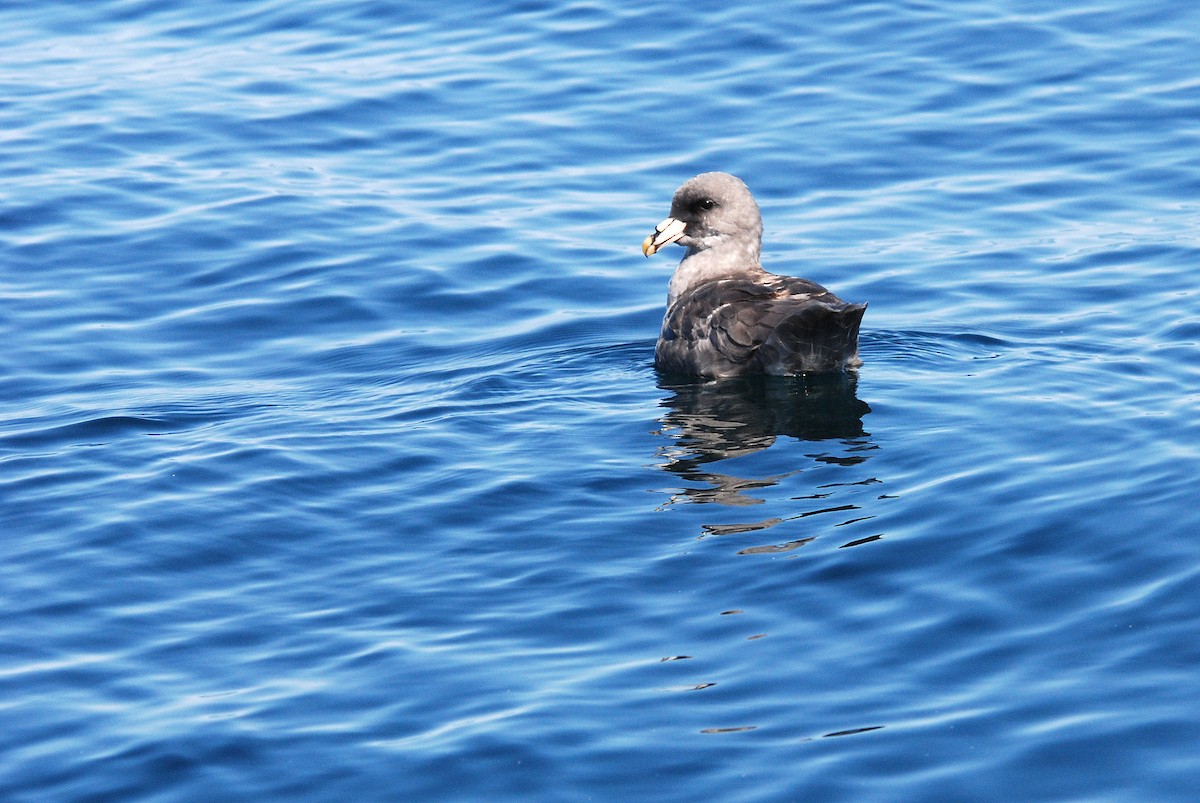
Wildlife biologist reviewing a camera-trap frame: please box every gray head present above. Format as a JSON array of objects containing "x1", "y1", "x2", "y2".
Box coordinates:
[{"x1": 642, "y1": 172, "x2": 763, "y2": 260}]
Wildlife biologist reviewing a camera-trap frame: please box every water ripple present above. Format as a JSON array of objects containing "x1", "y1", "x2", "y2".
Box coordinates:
[{"x1": 4, "y1": 0, "x2": 1200, "y2": 799}]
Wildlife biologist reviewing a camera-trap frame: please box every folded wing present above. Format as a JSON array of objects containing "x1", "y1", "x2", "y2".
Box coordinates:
[{"x1": 658, "y1": 277, "x2": 866, "y2": 377}]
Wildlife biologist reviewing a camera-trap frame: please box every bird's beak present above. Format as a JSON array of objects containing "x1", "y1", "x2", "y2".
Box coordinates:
[{"x1": 641, "y1": 217, "x2": 687, "y2": 257}]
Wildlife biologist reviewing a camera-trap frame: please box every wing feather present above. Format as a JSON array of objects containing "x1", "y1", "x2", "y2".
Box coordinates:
[{"x1": 656, "y1": 277, "x2": 866, "y2": 376}]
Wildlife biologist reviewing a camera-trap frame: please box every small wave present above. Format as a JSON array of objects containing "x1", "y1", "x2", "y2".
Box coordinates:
[
  {"x1": 863, "y1": 329, "x2": 1009, "y2": 366},
  {"x1": 1, "y1": 404, "x2": 260, "y2": 452}
]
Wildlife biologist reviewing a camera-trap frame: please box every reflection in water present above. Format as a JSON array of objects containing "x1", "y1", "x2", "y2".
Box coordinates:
[
  {"x1": 653, "y1": 374, "x2": 886, "y2": 734},
  {"x1": 655, "y1": 372, "x2": 881, "y2": 546},
  {"x1": 658, "y1": 373, "x2": 870, "y2": 461}
]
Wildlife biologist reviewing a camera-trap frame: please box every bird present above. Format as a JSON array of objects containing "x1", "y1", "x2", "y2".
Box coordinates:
[{"x1": 642, "y1": 172, "x2": 866, "y2": 378}]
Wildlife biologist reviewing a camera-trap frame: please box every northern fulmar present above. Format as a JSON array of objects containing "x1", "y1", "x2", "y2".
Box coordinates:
[{"x1": 643, "y1": 172, "x2": 866, "y2": 378}]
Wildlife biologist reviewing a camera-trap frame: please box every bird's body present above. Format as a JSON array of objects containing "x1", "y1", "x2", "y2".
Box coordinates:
[{"x1": 643, "y1": 172, "x2": 866, "y2": 379}]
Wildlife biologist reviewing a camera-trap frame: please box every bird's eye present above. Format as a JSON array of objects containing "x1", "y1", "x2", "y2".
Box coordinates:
[{"x1": 698, "y1": 198, "x2": 717, "y2": 211}]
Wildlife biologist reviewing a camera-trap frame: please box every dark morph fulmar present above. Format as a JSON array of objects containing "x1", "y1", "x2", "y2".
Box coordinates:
[{"x1": 643, "y1": 172, "x2": 866, "y2": 378}]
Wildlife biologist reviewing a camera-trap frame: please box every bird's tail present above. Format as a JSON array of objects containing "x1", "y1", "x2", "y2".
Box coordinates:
[{"x1": 770, "y1": 302, "x2": 866, "y2": 373}]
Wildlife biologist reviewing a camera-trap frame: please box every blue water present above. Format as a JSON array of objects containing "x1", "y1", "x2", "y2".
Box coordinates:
[{"x1": 3, "y1": 1, "x2": 1200, "y2": 799}]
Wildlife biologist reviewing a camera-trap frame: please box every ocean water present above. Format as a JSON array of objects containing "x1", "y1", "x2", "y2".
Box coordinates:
[{"x1": 3, "y1": 1, "x2": 1200, "y2": 800}]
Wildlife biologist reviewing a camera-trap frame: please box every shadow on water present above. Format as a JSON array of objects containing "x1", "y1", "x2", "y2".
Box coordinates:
[{"x1": 654, "y1": 371, "x2": 875, "y2": 520}]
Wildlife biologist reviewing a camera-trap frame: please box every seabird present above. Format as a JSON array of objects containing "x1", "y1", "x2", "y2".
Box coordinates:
[{"x1": 643, "y1": 172, "x2": 866, "y2": 378}]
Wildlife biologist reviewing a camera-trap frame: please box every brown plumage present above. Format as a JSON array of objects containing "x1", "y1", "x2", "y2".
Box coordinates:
[{"x1": 643, "y1": 172, "x2": 866, "y2": 378}]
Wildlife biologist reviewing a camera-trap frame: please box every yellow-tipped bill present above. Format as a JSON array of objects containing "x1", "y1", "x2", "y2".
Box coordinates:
[{"x1": 641, "y1": 217, "x2": 687, "y2": 256}]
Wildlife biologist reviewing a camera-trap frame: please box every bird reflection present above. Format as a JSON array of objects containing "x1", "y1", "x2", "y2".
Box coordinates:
[{"x1": 655, "y1": 372, "x2": 872, "y2": 510}]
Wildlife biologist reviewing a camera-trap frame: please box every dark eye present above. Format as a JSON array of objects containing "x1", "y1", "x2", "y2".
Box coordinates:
[{"x1": 698, "y1": 198, "x2": 717, "y2": 211}]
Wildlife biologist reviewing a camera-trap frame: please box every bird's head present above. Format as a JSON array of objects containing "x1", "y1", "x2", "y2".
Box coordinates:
[{"x1": 642, "y1": 172, "x2": 763, "y2": 258}]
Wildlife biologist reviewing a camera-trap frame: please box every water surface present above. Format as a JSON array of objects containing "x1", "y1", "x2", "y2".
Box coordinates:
[{"x1": 3, "y1": 1, "x2": 1200, "y2": 800}]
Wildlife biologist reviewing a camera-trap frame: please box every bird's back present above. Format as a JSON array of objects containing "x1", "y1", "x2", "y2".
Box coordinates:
[{"x1": 656, "y1": 275, "x2": 866, "y2": 378}]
